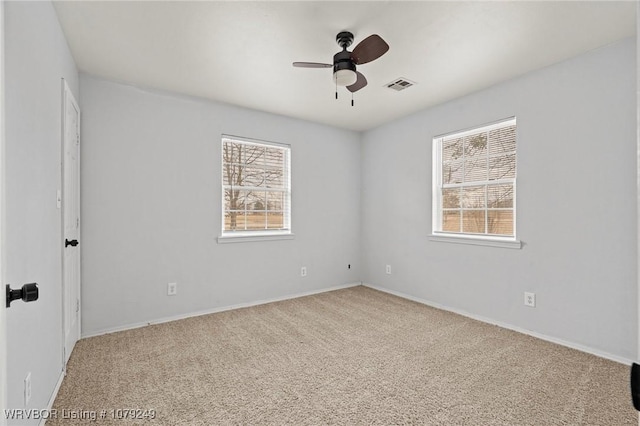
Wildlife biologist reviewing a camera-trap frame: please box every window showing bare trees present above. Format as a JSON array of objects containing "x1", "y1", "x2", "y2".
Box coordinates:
[
  {"x1": 222, "y1": 137, "x2": 290, "y2": 234},
  {"x1": 434, "y1": 118, "x2": 516, "y2": 237}
]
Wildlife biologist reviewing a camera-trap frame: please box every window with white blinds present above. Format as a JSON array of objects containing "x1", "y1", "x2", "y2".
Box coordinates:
[
  {"x1": 432, "y1": 118, "x2": 517, "y2": 240},
  {"x1": 221, "y1": 136, "x2": 291, "y2": 237}
]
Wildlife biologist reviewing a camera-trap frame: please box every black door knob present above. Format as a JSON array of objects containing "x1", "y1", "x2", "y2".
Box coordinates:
[
  {"x1": 6, "y1": 283, "x2": 38, "y2": 308},
  {"x1": 65, "y1": 239, "x2": 79, "y2": 247}
]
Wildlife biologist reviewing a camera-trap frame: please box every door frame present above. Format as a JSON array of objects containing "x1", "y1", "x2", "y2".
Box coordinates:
[{"x1": 61, "y1": 79, "x2": 81, "y2": 368}]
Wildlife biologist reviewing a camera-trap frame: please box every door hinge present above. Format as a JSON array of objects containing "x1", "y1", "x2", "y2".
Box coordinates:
[
  {"x1": 76, "y1": 298, "x2": 80, "y2": 313},
  {"x1": 76, "y1": 134, "x2": 80, "y2": 145}
]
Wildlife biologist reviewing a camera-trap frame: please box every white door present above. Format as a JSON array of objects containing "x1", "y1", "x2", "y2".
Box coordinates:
[
  {"x1": 0, "y1": 1, "x2": 7, "y2": 423},
  {"x1": 62, "y1": 80, "x2": 80, "y2": 365}
]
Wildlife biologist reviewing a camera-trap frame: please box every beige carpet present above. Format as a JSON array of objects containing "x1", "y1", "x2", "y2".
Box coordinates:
[{"x1": 50, "y1": 286, "x2": 635, "y2": 425}]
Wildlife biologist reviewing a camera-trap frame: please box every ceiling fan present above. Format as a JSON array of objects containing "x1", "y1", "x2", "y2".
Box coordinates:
[{"x1": 293, "y1": 31, "x2": 389, "y2": 104}]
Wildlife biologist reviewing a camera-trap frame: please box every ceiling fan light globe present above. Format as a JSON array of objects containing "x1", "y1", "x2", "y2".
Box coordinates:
[{"x1": 334, "y1": 69, "x2": 358, "y2": 86}]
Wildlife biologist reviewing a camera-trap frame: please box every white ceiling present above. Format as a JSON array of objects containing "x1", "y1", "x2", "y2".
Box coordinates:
[{"x1": 53, "y1": 1, "x2": 636, "y2": 132}]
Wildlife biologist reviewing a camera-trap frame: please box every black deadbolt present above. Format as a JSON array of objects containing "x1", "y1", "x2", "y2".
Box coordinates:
[
  {"x1": 6, "y1": 283, "x2": 38, "y2": 308},
  {"x1": 65, "y1": 239, "x2": 78, "y2": 247}
]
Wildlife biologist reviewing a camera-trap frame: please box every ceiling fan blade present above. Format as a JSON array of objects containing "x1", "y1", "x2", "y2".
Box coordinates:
[
  {"x1": 347, "y1": 72, "x2": 368, "y2": 93},
  {"x1": 292, "y1": 62, "x2": 332, "y2": 68},
  {"x1": 351, "y1": 34, "x2": 389, "y2": 65}
]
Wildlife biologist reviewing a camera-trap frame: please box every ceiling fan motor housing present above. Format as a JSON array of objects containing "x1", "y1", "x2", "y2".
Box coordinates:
[{"x1": 333, "y1": 50, "x2": 356, "y2": 74}]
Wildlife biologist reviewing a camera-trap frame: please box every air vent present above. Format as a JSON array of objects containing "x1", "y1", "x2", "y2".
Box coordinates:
[{"x1": 385, "y1": 78, "x2": 416, "y2": 91}]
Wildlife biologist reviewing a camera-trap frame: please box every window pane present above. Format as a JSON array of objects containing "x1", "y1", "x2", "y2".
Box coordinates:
[
  {"x1": 462, "y1": 185, "x2": 485, "y2": 208},
  {"x1": 224, "y1": 189, "x2": 246, "y2": 211},
  {"x1": 464, "y1": 133, "x2": 487, "y2": 158},
  {"x1": 265, "y1": 148, "x2": 284, "y2": 168},
  {"x1": 247, "y1": 191, "x2": 266, "y2": 211},
  {"x1": 488, "y1": 126, "x2": 516, "y2": 155},
  {"x1": 244, "y1": 145, "x2": 265, "y2": 165},
  {"x1": 245, "y1": 212, "x2": 267, "y2": 230},
  {"x1": 225, "y1": 212, "x2": 246, "y2": 231},
  {"x1": 443, "y1": 161, "x2": 463, "y2": 184},
  {"x1": 267, "y1": 191, "x2": 284, "y2": 211},
  {"x1": 265, "y1": 168, "x2": 284, "y2": 188},
  {"x1": 222, "y1": 142, "x2": 242, "y2": 164},
  {"x1": 442, "y1": 210, "x2": 460, "y2": 232},
  {"x1": 442, "y1": 138, "x2": 463, "y2": 162},
  {"x1": 267, "y1": 212, "x2": 284, "y2": 229},
  {"x1": 488, "y1": 210, "x2": 513, "y2": 235},
  {"x1": 244, "y1": 166, "x2": 265, "y2": 187},
  {"x1": 489, "y1": 154, "x2": 516, "y2": 180},
  {"x1": 487, "y1": 184, "x2": 513, "y2": 208},
  {"x1": 464, "y1": 158, "x2": 487, "y2": 182},
  {"x1": 223, "y1": 163, "x2": 243, "y2": 186},
  {"x1": 442, "y1": 188, "x2": 460, "y2": 209},
  {"x1": 462, "y1": 210, "x2": 485, "y2": 234}
]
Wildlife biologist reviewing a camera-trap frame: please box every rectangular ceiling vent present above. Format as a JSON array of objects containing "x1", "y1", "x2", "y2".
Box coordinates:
[{"x1": 385, "y1": 78, "x2": 416, "y2": 91}]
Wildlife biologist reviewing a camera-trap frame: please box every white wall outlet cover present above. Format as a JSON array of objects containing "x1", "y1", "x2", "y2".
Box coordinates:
[
  {"x1": 167, "y1": 282, "x2": 177, "y2": 296},
  {"x1": 301, "y1": 267, "x2": 307, "y2": 277},
  {"x1": 524, "y1": 292, "x2": 536, "y2": 307}
]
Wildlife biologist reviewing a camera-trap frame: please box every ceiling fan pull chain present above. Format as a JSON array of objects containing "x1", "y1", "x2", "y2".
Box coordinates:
[
  {"x1": 335, "y1": 81, "x2": 338, "y2": 100},
  {"x1": 351, "y1": 93, "x2": 354, "y2": 107}
]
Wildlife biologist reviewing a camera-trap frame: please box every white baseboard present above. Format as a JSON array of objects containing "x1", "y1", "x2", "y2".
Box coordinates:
[
  {"x1": 40, "y1": 369, "x2": 65, "y2": 426},
  {"x1": 364, "y1": 283, "x2": 635, "y2": 366},
  {"x1": 82, "y1": 282, "x2": 362, "y2": 339}
]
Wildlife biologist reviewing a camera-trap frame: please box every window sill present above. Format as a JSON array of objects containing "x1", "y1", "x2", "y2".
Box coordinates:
[
  {"x1": 217, "y1": 232, "x2": 295, "y2": 244},
  {"x1": 428, "y1": 233, "x2": 521, "y2": 249}
]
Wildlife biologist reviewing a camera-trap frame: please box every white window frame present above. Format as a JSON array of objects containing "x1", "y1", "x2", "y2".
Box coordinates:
[
  {"x1": 217, "y1": 135, "x2": 293, "y2": 244},
  {"x1": 430, "y1": 117, "x2": 521, "y2": 249}
]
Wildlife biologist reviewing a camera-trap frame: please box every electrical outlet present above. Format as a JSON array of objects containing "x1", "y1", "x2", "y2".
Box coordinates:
[
  {"x1": 24, "y1": 372, "x2": 31, "y2": 406},
  {"x1": 524, "y1": 292, "x2": 536, "y2": 307},
  {"x1": 301, "y1": 267, "x2": 307, "y2": 277},
  {"x1": 386, "y1": 265, "x2": 391, "y2": 275},
  {"x1": 167, "y1": 282, "x2": 177, "y2": 296}
]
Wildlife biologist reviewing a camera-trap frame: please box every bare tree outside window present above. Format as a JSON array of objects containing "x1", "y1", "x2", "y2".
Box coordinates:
[
  {"x1": 222, "y1": 138, "x2": 290, "y2": 233},
  {"x1": 435, "y1": 119, "x2": 516, "y2": 237}
]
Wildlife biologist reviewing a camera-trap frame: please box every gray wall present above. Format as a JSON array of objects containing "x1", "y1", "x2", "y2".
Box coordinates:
[
  {"x1": 361, "y1": 38, "x2": 637, "y2": 361},
  {"x1": 79, "y1": 75, "x2": 361, "y2": 336},
  {"x1": 4, "y1": 0, "x2": 79, "y2": 420}
]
